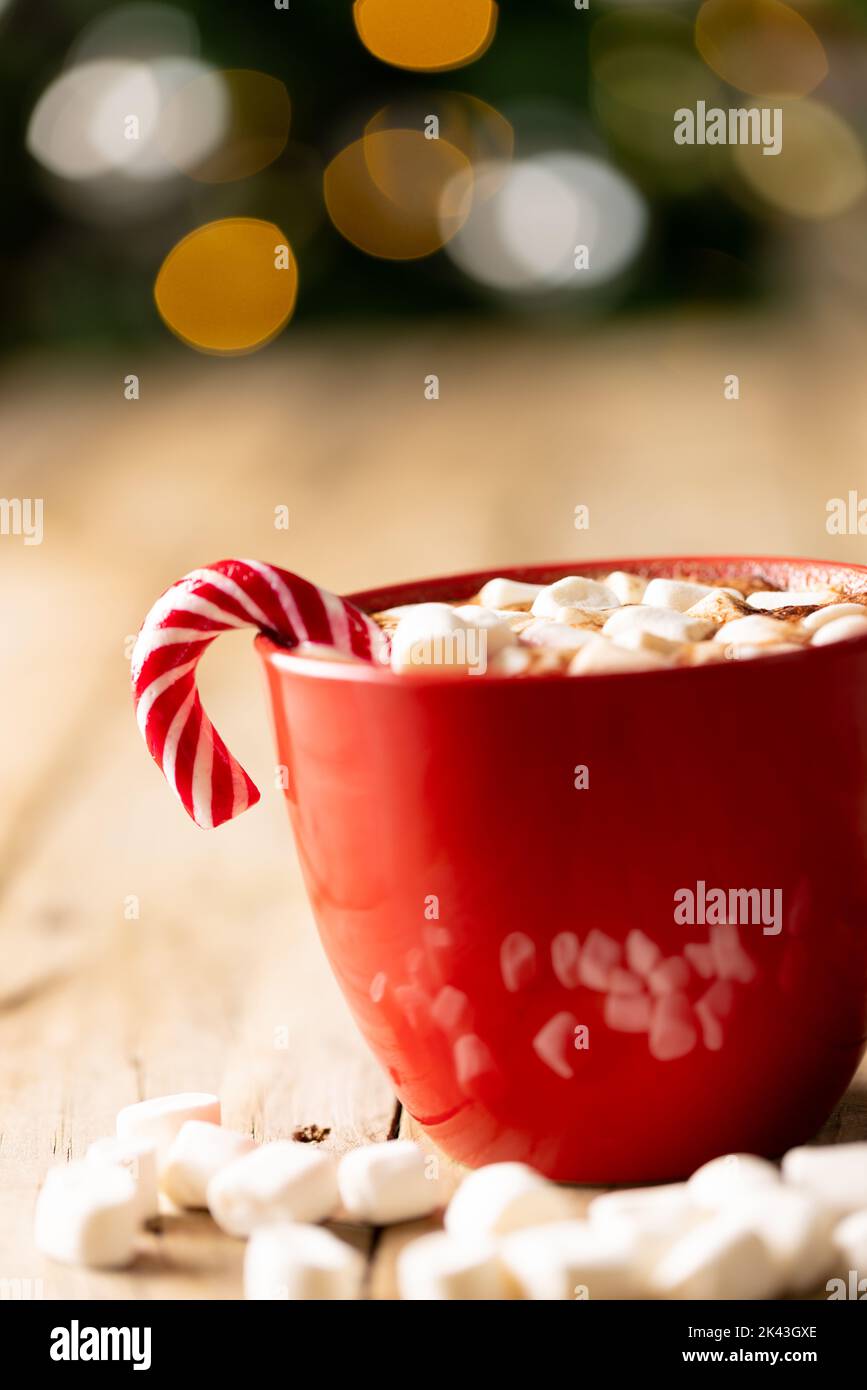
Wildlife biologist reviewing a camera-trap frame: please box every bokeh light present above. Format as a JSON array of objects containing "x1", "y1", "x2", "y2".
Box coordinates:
[
  {"x1": 365, "y1": 93, "x2": 512, "y2": 199},
  {"x1": 443, "y1": 152, "x2": 647, "y2": 294},
  {"x1": 159, "y1": 69, "x2": 290, "y2": 182},
  {"x1": 695, "y1": 0, "x2": 828, "y2": 98},
  {"x1": 69, "y1": 2, "x2": 199, "y2": 64},
  {"x1": 591, "y1": 12, "x2": 725, "y2": 192},
  {"x1": 324, "y1": 131, "x2": 473, "y2": 260},
  {"x1": 353, "y1": 0, "x2": 497, "y2": 72},
  {"x1": 27, "y1": 61, "x2": 152, "y2": 180},
  {"x1": 154, "y1": 218, "x2": 298, "y2": 354},
  {"x1": 733, "y1": 100, "x2": 867, "y2": 220}
]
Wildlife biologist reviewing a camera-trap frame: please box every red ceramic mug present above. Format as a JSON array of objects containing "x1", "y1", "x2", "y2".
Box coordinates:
[{"x1": 256, "y1": 556, "x2": 867, "y2": 1183}]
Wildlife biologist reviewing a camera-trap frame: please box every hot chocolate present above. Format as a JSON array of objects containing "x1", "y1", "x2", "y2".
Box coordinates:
[{"x1": 372, "y1": 570, "x2": 867, "y2": 676}]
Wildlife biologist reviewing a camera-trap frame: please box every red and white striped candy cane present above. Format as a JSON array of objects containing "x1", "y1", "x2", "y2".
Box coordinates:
[{"x1": 131, "y1": 559, "x2": 384, "y2": 828}]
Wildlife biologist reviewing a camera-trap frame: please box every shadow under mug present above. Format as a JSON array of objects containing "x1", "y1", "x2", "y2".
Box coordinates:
[{"x1": 256, "y1": 556, "x2": 867, "y2": 1182}]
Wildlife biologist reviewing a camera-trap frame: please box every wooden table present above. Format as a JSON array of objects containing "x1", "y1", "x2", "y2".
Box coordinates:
[{"x1": 1, "y1": 315, "x2": 866, "y2": 1298}]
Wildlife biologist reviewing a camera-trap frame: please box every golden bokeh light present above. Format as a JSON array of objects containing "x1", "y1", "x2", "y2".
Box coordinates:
[
  {"x1": 353, "y1": 0, "x2": 497, "y2": 73},
  {"x1": 160, "y1": 69, "x2": 290, "y2": 182},
  {"x1": 324, "y1": 131, "x2": 472, "y2": 260},
  {"x1": 733, "y1": 100, "x2": 867, "y2": 220},
  {"x1": 365, "y1": 93, "x2": 512, "y2": 199},
  {"x1": 155, "y1": 218, "x2": 297, "y2": 354},
  {"x1": 696, "y1": 0, "x2": 827, "y2": 98}
]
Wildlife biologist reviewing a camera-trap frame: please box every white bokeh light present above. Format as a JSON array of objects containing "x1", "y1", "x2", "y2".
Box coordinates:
[{"x1": 443, "y1": 152, "x2": 648, "y2": 294}]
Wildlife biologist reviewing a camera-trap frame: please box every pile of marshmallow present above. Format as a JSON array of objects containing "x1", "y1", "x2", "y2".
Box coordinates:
[
  {"x1": 33, "y1": 1090, "x2": 867, "y2": 1299},
  {"x1": 377, "y1": 573, "x2": 867, "y2": 676}
]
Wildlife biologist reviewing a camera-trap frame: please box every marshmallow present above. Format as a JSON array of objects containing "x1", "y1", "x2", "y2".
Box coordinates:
[
  {"x1": 520, "y1": 619, "x2": 597, "y2": 652},
  {"x1": 803, "y1": 602, "x2": 866, "y2": 632},
  {"x1": 730, "y1": 642, "x2": 802, "y2": 660},
  {"x1": 34, "y1": 1163, "x2": 139, "y2": 1268},
  {"x1": 452, "y1": 606, "x2": 517, "y2": 656},
  {"x1": 642, "y1": 578, "x2": 713, "y2": 612},
  {"x1": 687, "y1": 1153, "x2": 780, "y2": 1209},
  {"x1": 552, "y1": 607, "x2": 609, "y2": 629},
  {"x1": 747, "y1": 588, "x2": 838, "y2": 611},
  {"x1": 649, "y1": 992, "x2": 698, "y2": 1060},
  {"x1": 489, "y1": 644, "x2": 532, "y2": 675},
  {"x1": 728, "y1": 1188, "x2": 836, "y2": 1295},
  {"x1": 389, "y1": 604, "x2": 477, "y2": 674},
  {"x1": 604, "y1": 570, "x2": 647, "y2": 605},
  {"x1": 714, "y1": 615, "x2": 803, "y2": 646},
  {"x1": 685, "y1": 588, "x2": 748, "y2": 625},
  {"x1": 501, "y1": 1220, "x2": 642, "y2": 1300},
  {"x1": 397, "y1": 1232, "x2": 509, "y2": 1300},
  {"x1": 833, "y1": 1209, "x2": 867, "y2": 1273},
  {"x1": 445, "y1": 1162, "x2": 574, "y2": 1240},
  {"x1": 625, "y1": 929, "x2": 661, "y2": 978},
  {"x1": 602, "y1": 606, "x2": 711, "y2": 643},
  {"x1": 208, "y1": 1141, "x2": 338, "y2": 1236},
  {"x1": 604, "y1": 990, "x2": 652, "y2": 1033},
  {"x1": 531, "y1": 576, "x2": 620, "y2": 618},
  {"x1": 161, "y1": 1121, "x2": 255, "y2": 1209},
  {"x1": 86, "y1": 1137, "x2": 159, "y2": 1223},
  {"x1": 337, "y1": 1141, "x2": 439, "y2": 1224},
  {"x1": 782, "y1": 1142, "x2": 867, "y2": 1216},
  {"x1": 609, "y1": 627, "x2": 686, "y2": 659},
  {"x1": 116, "y1": 1092, "x2": 220, "y2": 1165},
  {"x1": 652, "y1": 1214, "x2": 781, "y2": 1300},
  {"x1": 588, "y1": 1183, "x2": 698, "y2": 1265},
  {"x1": 569, "y1": 636, "x2": 670, "y2": 675},
  {"x1": 811, "y1": 614, "x2": 867, "y2": 645},
  {"x1": 244, "y1": 1222, "x2": 364, "y2": 1300},
  {"x1": 478, "y1": 577, "x2": 543, "y2": 610}
]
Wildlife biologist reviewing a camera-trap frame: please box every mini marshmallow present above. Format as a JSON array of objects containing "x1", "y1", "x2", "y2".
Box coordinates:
[
  {"x1": 489, "y1": 645, "x2": 532, "y2": 675},
  {"x1": 687, "y1": 1153, "x2": 780, "y2": 1209},
  {"x1": 520, "y1": 619, "x2": 597, "y2": 652},
  {"x1": 685, "y1": 589, "x2": 748, "y2": 626},
  {"x1": 810, "y1": 614, "x2": 867, "y2": 645},
  {"x1": 747, "y1": 588, "x2": 838, "y2": 611},
  {"x1": 782, "y1": 1142, "x2": 867, "y2": 1216},
  {"x1": 604, "y1": 570, "x2": 647, "y2": 605},
  {"x1": 833, "y1": 1209, "x2": 867, "y2": 1273},
  {"x1": 588, "y1": 1183, "x2": 698, "y2": 1266},
  {"x1": 728, "y1": 1188, "x2": 836, "y2": 1295},
  {"x1": 86, "y1": 1136, "x2": 159, "y2": 1223},
  {"x1": 642, "y1": 578, "x2": 713, "y2": 612},
  {"x1": 478, "y1": 577, "x2": 543, "y2": 610},
  {"x1": 652, "y1": 1214, "x2": 782, "y2": 1300},
  {"x1": 803, "y1": 602, "x2": 866, "y2": 632},
  {"x1": 531, "y1": 576, "x2": 620, "y2": 618},
  {"x1": 397, "y1": 1231, "x2": 509, "y2": 1300},
  {"x1": 552, "y1": 607, "x2": 609, "y2": 629},
  {"x1": 729, "y1": 642, "x2": 802, "y2": 660},
  {"x1": 116, "y1": 1092, "x2": 220, "y2": 1165},
  {"x1": 452, "y1": 606, "x2": 517, "y2": 656},
  {"x1": 603, "y1": 606, "x2": 711, "y2": 643},
  {"x1": 569, "y1": 636, "x2": 670, "y2": 675},
  {"x1": 208, "y1": 1141, "x2": 338, "y2": 1236},
  {"x1": 714, "y1": 615, "x2": 803, "y2": 646},
  {"x1": 34, "y1": 1163, "x2": 139, "y2": 1269},
  {"x1": 609, "y1": 627, "x2": 686, "y2": 659},
  {"x1": 389, "y1": 604, "x2": 476, "y2": 674},
  {"x1": 161, "y1": 1121, "x2": 255, "y2": 1209},
  {"x1": 244, "y1": 1222, "x2": 364, "y2": 1300},
  {"x1": 338, "y1": 1141, "x2": 439, "y2": 1225},
  {"x1": 444, "y1": 1162, "x2": 574, "y2": 1240},
  {"x1": 501, "y1": 1220, "x2": 642, "y2": 1300}
]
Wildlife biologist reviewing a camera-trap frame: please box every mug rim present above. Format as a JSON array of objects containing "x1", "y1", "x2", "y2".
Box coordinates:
[{"x1": 256, "y1": 553, "x2": 867, "y2": 686}]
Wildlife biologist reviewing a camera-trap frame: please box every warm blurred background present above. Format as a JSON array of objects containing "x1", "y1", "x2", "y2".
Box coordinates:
[{"x1": 2, "y1": 0, "x2": 867, "y2": 1295}]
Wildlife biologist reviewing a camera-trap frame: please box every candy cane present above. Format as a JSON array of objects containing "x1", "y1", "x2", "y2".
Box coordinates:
[{"x1": 131, "y1": 559, "x2": 384, "y2": 828}]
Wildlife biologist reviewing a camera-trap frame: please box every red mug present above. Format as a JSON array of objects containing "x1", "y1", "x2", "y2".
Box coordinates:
[{"x1": 256, "y1": 556, "x2": 867, "y2": 1183}]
